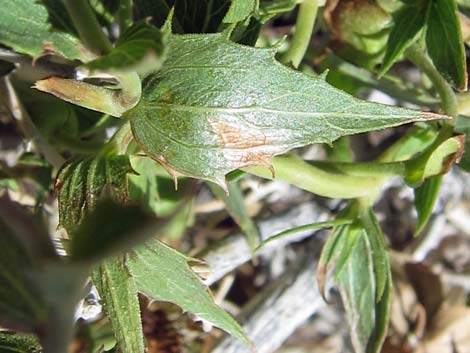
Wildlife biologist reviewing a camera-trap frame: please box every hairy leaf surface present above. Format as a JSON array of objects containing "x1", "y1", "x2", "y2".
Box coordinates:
[
  {"x1": 223, "y1": 0, "x2": 256, "y2": 23},
  {"x1": 0, "y1": 0, "x2": 84, "y2": 60},
  {"x1": 0, "y1": 332, "x2": 41, "y2": 353},
  {"x1": 129, "y1": 34, "x2": 440, "y2": 188},
  {"x1": 127, "y1": 240, "x2": 251, "y2": 347},
  {"x1": 57, "y1": 155, "x2": 134, "y2": 232},
  {"x1": 92, "y1": 258, "x2": 145, "y2": 353}
]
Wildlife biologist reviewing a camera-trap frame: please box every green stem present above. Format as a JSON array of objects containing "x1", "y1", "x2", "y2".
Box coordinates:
[
  {"x1": 308, "y1": 160, "x2": 407, "y2": 177},
  {"x1": 281, "y1": 0, "x2": 318, "y2": 68},
  {"x1": 405, "y1": 45, "x2": 458, "y2": 118},
  {"x1": 101, "y1": 120, "x2": 133, "y2": 155},
  {"x1": 64, "y1": 0, "x2": 113, "y2": 55},
  {"x1": 117, "y1": 0, "x2": 133, "y2": 32},
  {"x1": 244, "y1": 154, "x2": 383, "y2": 199}
]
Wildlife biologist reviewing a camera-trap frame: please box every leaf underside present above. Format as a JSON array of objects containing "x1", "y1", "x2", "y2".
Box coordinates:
[
  {"x1": 127, "y1": 240, "x2": 251, "y2": 347},
  {"x1": 129, "y1": 34, "x2": 438, "y2": 188}
]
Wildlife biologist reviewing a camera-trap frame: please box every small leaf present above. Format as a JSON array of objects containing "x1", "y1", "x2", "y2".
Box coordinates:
[
  {"x1": 209, "y1": 181, "x2": 260, "y2": 250},
  {"x1": 455, "y1": 116, "x2": 470, "y2": 172},
  {"x1": 0, "y1": 332, "x2": 42, "y2": 353},
  {"x1": 84, "y1": 20, "x2": 167, "y2": 77},
  {"x1": 426, "y1": 0, "x2": 468, "y2": 90},
  {"x1": 127, "y1": 240, "x2": 252, "y2": 348},
  {"x1": 57, "y1": 155, "x2": 135, "y2": 232},
  {"x1": 414, "y1": 176, "x2": 442, "y2": 236},
  {"x1": 129, "y1": 33, "x2": 442, "y2": 188},
  {"x1": 223, "y1": 0, "x2": 256, "y2": 23},
  {"x1": 359, "y1": 207, "x2": 390, "y2": 301},
  {"x1": 316, "y1": 223, "x2": 350, "y2": 299},
  {"x1": 92, "y1": 257, "x2": 145, "y2": 353},
  {"x1": 380, "y1": 4, "x2": 426, "y2": 75},
  {"x1": 0, "y1": 0, "x2": 85, "y2": 60},
  {"x1": 337, "y1": 227, "x2": 392, "y2": 353},
  {"x1": 405, "y1": 135, "x2": 465, "y2": 186}
]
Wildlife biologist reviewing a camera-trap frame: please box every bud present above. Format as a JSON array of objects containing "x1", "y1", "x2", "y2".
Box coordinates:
[{"x1": 325, "y1": 0, "x2": 392, "y2": 55}]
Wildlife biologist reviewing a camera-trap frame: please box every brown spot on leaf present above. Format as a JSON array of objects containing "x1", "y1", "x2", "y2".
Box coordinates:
[
  {"x1": 210, "y1": 119, "x2": 267, "y2": 149},
  {"x1": 209, "y1": 119, "x2": 276, "y2": 175}
]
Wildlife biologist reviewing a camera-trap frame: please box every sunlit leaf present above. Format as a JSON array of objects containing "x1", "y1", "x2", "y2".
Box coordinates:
[
  {"x1": 0, "y1": 0, "x2": 85, "y2": 60},
  {"x1": 127, "y1": 240, "x2": 252, "y2": 348},
  {"x1": 337, "y1": 222, "x2": 392, "y2": 353},
  {"x1": 129, "y1": 33, "x2": 440, "y2": 189},
  {"x1": 223, "y1": 0, "x2": 256, "y2": 23}
]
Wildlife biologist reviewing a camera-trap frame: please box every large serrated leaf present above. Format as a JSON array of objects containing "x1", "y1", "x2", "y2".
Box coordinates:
[
  {"x1": 127, "y1": 240, "x2": 252, "y2": 348},
  {"x1": 129, "y1": 34, "x2": 440, "y2": 188},
  {"x1": 0, "y1": 0, "x2": 84, "y2": 60},
  {"x1": 92, "y1": 257, "x2": 145, "y2": 353}
]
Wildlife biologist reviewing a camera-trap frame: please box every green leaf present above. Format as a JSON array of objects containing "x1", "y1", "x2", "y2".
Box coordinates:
[
  {"x1": 0, "y1": 0, "x2": 84, "y2": 60},
  {"x1": 455, "y1": 116, "x2": 470, "y2": 172},
  {"x1": 85, "y1": 20, "x2": 167, "y2": 76},
  {"x1": 128, "y1": 156, "x2": 184, "y2": 217},
  {"x1": 92, "y1": 257, "x2": 145, "y2": 353},
  {"x1": 0, "y1": 332, "x2": 42, "y2": 353},
  {"x1": 57, "y1": 155, "x2": 135, "y2": 232},
  {"x1": 337, "y1": 227, "x2": 392, "y2": 353},
  {"x1": 359, "y1": 207, "x2": 390, "y2": 301},
  {"x1": 414, "y1": 176, "x2": 442, "y2": 236},
  {"x1": 129, "y1": 33, "x2": 440, "y2": 189},
  {"x1": 380, "y1": 4, "x2": 426, "y2": 75},
  {"x1": 209, "y1": 181, "x2": 260, "y2": 250},
  {"x1": 223, "y1": 0, "x2": 256, "y2": 23},
  {"x1": 405, "y1": 135, "x2": 464, "y2": 186},
  {"x1": 426, "y1": 0, "x2": 468, "y2": 90},
  {"x1": 127, "y1": 240, "x2": 252, "y2": 348}
]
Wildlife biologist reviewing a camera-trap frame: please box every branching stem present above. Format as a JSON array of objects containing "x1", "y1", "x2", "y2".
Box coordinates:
[{"x1": 405, "y1": 45, "x2": 458, "y2": 118}]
